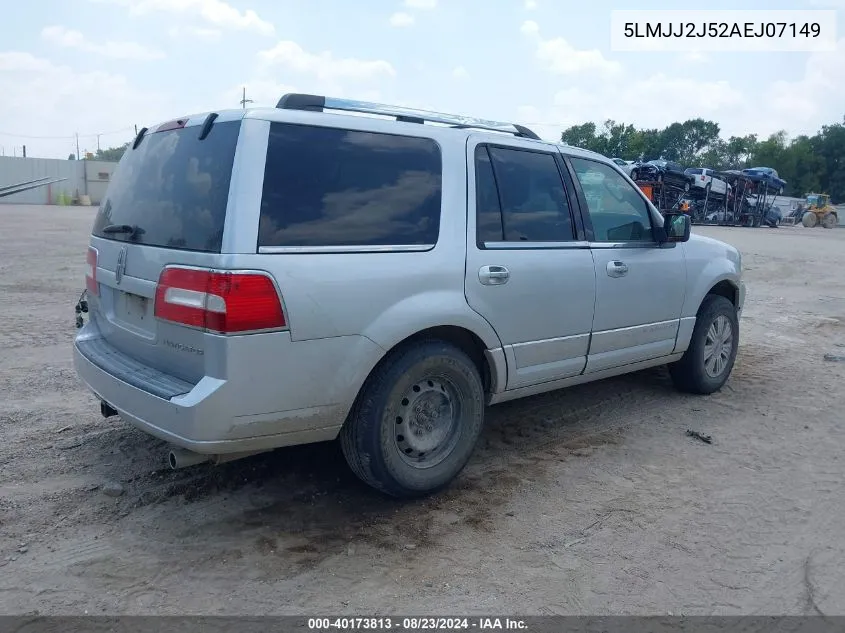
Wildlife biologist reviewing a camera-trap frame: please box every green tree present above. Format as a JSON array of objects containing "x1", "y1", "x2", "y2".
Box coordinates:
[
  {"x1": 558, "y1": 114, "x2": 845, "y2": 202},
  {"x1": 94, "y1": 143, "x2": 129, "y2": 162}
]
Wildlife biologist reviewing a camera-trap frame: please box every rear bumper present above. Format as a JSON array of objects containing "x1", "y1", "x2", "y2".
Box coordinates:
[{"x1": 73, "y1": 326, "x2": 384, "y2": 454}]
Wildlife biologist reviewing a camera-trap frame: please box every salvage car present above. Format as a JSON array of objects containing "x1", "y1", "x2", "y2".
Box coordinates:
[
  {"x1": 631, "y1": 159, "x2": 693, "y2": 191},
  {"x1": 741, "y1": 167, "x2": 786, "y2": 194},
  {"x1": 684, "y1": 168, "x2": 731, "y2": 197},
  {"x1": 73, "y1": 94, "x2": 745, "y2": 498},
  {"x1": 611, "y1": 157, "x2": 635, "y2": 177}
]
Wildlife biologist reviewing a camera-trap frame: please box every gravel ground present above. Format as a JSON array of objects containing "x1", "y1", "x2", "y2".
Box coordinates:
[{"x1": 1, "y1": 205, "x2": 843, "y2": 615}]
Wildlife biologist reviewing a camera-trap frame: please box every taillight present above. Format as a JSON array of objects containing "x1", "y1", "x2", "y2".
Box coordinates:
[
  {"x1": 700, "y1": 175, "x2": 705, "y2": 181},
  {"x1": 86, "y1": 247, "x2": 98, "y2": 296},
  {"x1": 154, "y1": 267, "x2": 286, "y2": 334}
]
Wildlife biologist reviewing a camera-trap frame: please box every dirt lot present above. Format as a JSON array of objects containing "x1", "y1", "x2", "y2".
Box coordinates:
[{"x1": 1, "y1": 204, "x2": 843, "y2": 616}]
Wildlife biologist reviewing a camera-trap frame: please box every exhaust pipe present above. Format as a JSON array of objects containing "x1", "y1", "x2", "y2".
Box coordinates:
[
  {"x1": 167, "y1": 448, "x2": 267, "y2": 470},
  {"x1": 168, "y1": 448, "x2": 210, "y2": 470}
]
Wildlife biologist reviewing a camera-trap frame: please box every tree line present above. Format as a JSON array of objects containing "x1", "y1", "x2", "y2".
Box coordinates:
[{"x1": 561, "y1": 116, "x2": 845, "y2": 202}]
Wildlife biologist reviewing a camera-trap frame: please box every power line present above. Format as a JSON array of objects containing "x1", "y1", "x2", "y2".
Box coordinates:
[{"x1": 0, "y1": 126, "x2": 135, "y2": 140}]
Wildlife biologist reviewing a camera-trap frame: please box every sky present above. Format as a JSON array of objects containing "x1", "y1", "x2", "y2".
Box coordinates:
[{"x1": 1, "y1": 0, "x2": 843, "y2": 159}]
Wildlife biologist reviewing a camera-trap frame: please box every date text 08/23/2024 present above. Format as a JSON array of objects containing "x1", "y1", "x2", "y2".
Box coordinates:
[{"x1": 307, "y1": 618, "x2": 528, "y2": 631}]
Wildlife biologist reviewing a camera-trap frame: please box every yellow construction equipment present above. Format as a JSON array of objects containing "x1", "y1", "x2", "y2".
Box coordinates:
[{"x1": 801, "y1": 193, "x2": 839, "y2": 229}]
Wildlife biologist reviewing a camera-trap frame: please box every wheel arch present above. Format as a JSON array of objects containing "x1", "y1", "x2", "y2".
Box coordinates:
[
  {"x1": 705, "y1": 279, "x2": 739, "y2": 308},
  {"x1": 338, "y1": 324, "x2": 504, "y2": 435}
]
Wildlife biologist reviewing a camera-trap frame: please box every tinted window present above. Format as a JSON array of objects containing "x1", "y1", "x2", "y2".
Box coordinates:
[
  {"x1": 475, "y1": 146, "x2": 504, "y2": 242},
  {"x1": 259, "y1": 123, "x2": 441, "y2": 247},
  {"x1": 92, "y1": 120, "x2": 241, "y2": 253},
  {"x1": 685, "y1": 168, "x2": 702, "y2": 175},
  {"x1": 571, "y1": 157, "x2": 654, "y2": 243},
  {"x1": 486, "y1": 146, "x2": 574, "y2": 242}
]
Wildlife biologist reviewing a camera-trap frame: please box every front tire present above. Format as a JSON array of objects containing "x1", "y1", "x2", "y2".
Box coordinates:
[
  {"x1": 631, "y1": 169, "x2": 639, "y2": 181},
  {"x1": 802, "y1": 211, "x2": 818, "y2": 228},
  {"x1": 340, "y1": 340, "x2": 485, "y2": 498},
  {"x1": 670, "y1": 295, "x2": 739, "y2": 395}
]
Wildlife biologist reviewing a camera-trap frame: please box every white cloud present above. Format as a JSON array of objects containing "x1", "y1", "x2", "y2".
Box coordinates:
[
  {"x1": 91, "y1": 0, "x2": 274, "y2": 35},
  {"x1": 404, "y1": 0, "x2": 437, "y2": 8},
  {"x1": 41, "y1": 25, "x2": 165, "y2": 60},
  {"x1": 226, "y1": 80, "x2": 382, "y2": 110},
  {"x1": 452, "y1": 66, "x2": 469, "y2": 80},
  {"x1": 513, "y1": 40, "x2": 845, "y2": 144},
  {"x1": 259, "y1": 41, "x2": 396, "y2": 83},
  {"x1": 168, "y1": 25, "x2": 222, "y2": 41},
  {"x1": 389, "y1": 12, "x2": 415, "y2": 27},
  {"x1": 522, "y1": 21, "x2": 621, "y2": 75},
  {"x1": 520, "y1": 20, "x2": 540, "y2": 36},
  {"x1": 764, "y1": 38, "x2": 845, "y2": 135},
  {"x1": 680, "y1": 51, "x2": 709, "y2": 63},
  {"x1": 525, "y1": 0, "x2": 538, "y2": 8},
  {"x1": 0, "y1": 52, "x2": 171, "y2": 158}
]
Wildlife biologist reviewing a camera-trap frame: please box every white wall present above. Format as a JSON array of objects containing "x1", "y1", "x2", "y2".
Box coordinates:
[{"x1": 0, "y1": 156, "x2": 117, "y2": 205}]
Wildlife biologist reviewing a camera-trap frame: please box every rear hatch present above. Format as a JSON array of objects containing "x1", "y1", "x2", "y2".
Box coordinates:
[{"x1": 85, "y1": 114, "x2": 246, "y2": 384}]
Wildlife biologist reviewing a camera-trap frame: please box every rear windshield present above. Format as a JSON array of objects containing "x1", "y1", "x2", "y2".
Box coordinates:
[
  {"x1": 91, "y1": 120, "x2": 241, "y2": 253},
  {"x1": 258, "y1": 122, "x2": 442, "y2": 248}
]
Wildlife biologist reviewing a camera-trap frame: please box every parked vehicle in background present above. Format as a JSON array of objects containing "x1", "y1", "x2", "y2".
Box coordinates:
[
  {"x1": 72, "y1": 94, "x2": 745, "y2": 498},
  {"x1": 611, "y1": 158, "x2": 635, "y2": 176},
  {"x1": 633, "y1": 160, "x2": 694, "y2": 192},
  {"x1": 685, "y1": 168, "x2": 731, "y2": 197},
  {"x1": 742, "y1": 167, "x2": 786, "y2": 194}
]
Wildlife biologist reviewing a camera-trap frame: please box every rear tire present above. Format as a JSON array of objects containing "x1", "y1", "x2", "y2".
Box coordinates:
[
  {"x1": 822, "y1": 212, "x2": 838, "y2": 229},
  {"x1": 340, "y1": 340, "x2": 485, "y2": 498},
  {"x1": 631, "y1": 169, "x2": 639, "y2": 181},
  {"x1": 670, "y1": 295, "x2": 739, "y2": 395}
]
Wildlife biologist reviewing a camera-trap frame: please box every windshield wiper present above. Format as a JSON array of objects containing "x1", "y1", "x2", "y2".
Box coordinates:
[{"x1": 101, "y1": 224, "x2": 145, "y2": 240}]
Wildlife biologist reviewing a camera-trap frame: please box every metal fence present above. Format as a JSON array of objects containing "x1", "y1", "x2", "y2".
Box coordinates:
[{"x1": 0, "y1": 156, "x2": 117, "y2": 205}]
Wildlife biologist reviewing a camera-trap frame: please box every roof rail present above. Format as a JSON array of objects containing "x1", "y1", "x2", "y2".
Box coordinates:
[{"x1": 275, "y1": 93, "x2": 541, "y2": 140}]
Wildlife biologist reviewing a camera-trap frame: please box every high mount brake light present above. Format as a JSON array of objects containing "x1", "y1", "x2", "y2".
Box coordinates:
[{"x1": 154, "y1": 267, "x2": 286, "y2": 334}]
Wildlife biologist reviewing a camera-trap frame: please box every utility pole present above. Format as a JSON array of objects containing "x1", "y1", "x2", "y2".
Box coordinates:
[
  {"x1": 97, "y1": 134, "x2": 101, "y2": 152},
  {"x1": 76, "y1": 133, "x2": 81, "y2": 161},
  {"x1": 134, "y1": 124, "x2": 138, "y2": 135},
  {"x1": 240, "y1": 86, "x2": 253, "y2": 109}
]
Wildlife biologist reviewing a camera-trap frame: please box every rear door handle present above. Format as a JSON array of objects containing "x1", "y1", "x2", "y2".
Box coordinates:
[
  {"x1": 479, "y1": 265, "x2": 510, "y2": 285},
  {"x1": 606, "y1": 260, "x2": 628, "y2": 278}
]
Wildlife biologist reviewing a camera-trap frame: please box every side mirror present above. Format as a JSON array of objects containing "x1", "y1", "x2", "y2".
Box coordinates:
[{"x1": 660, "y1": 212, "x2": 691, "y2": 243}]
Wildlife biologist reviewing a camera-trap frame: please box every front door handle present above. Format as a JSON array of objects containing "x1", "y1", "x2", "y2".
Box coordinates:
[
  {"x1": 479, "y1": 265, "x2": 510, "y2": 286},
  {"x1": 606, "y1": 260, "x2": 628, "y2": 278}
]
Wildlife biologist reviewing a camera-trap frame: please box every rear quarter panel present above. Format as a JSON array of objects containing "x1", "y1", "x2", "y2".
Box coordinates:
[{"x1": 224, "y1": 111, "x2": 503, "y2": 404}]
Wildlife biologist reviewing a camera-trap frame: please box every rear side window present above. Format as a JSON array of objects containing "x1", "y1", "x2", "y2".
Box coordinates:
[
  {"x1": 475, "y1": 144, "x2": 575, "y2": 244},
  {"x1": 92, "y1": 120, "x2": 240, "y2": 253},
  {"x1": 259, "y1": 123, "x2": 442, "y2": 248},
  {"x1": 686, "y1": 168, "x2": 702, "y2": 175}
]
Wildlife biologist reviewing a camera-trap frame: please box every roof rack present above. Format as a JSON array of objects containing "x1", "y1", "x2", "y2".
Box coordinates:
[{"x1": 275, "y1": 93, "x2": 541, "y2": 140}]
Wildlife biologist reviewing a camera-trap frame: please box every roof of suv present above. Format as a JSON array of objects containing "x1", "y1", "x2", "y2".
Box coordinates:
[{"x1": 140, "y1": 93, "x2": 611, "y2": 165}]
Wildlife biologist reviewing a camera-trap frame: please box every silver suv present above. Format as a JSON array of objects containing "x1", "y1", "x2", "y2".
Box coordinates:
[{"x1": 73, "y1": 94, "x2": 745, "y2": 497}]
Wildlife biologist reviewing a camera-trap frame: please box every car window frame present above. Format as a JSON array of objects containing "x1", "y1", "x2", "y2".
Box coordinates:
[
  {"x1": 472, "y1": 140, "x2": 585, "y2": 250},
  {"x1": 559, "y1": 153, "x2": 669, "y2": 248},
  {"x1": 256, "y1": 121, "x2": 444, "y2": 254}
]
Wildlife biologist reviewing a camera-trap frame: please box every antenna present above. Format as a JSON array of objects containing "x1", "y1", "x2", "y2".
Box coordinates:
[{"x1": 240, "y1": 86, "x2": 254, "y2": 109}]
